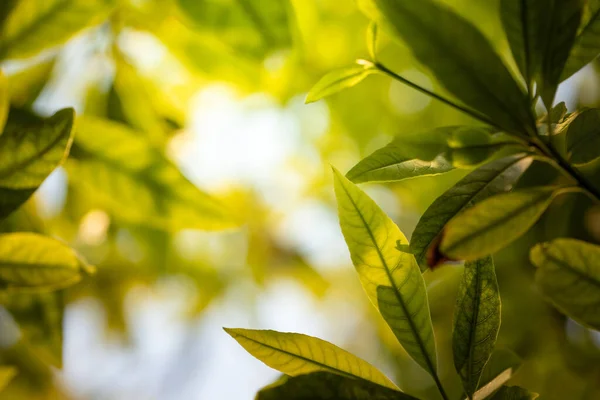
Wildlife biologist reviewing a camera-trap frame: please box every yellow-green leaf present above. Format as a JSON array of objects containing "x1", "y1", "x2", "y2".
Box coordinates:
[
  {"x1": 0, "y1": 366, "x2": 16, "y2": 393},
  {"x1": 306, "y1": 61, "x2": 377, "y2": 104},
  {"x1": 0, "y1": 0, "x2": 116, "y2": 60},
  {"x1": 453, "y1": 256, "x2": 501, "y2": 398},
  {"x1": 0, "y1": 71, "x2": 7, "y2": 134},
  {"x1": 0, "y1": 107, "x2": 74, "y2": 219},
  {"x1": 357, "y1": 0, "x2": 534, "y2": 136},
  {"x1": 256, "y1": 372, "x2": 417, "y2": 400},
  {"x1": 440, "y1": 187, "x2": 557, "y2": 261},
  {"x1": 224, "y1": 328, "x2": 398, "y2": 390},
  {"x1": 531, "y1": 238, "x2": 600, "y2": 330},
  {"x1": 67, "y1": 116, "x2": 239, "y2": 231},
  {"x1": 0, "y1": 232, "x2": 92, "y2": 292},
  {"x1": 367, "y1": 22, "x2": 378, "y2": 61},
  {"x1": 489, "y1": 386, "x2": 539, "y2": 400},
  {"x1": 333, "y1": 168, "x2": 437, "y2": 376}
]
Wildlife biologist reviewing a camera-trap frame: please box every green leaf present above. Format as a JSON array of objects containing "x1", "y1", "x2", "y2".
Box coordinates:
[
  {"x1": 440, "y1": 187, "x2": 557, "y2": 261},
  {"x1": 367, "y1": 22, "x2": 378, "y2": 60},
  {"x1": 411, "y1": 155, "x2": 532, "y2": 270},
  {"x1": 306, "y1": 61, "x2": 377, "y2": 104},
  {"x1": 0, "y1": 367, "x2": 16, "y2": 393},
  {"x1": 0, "y1": 71, "x2": 7, "y2": 134},
  {"x1": 333, "y1": 168, "x2": 437, "y2": 376},
  {"x1": 538, "y1": 2, "x2": 584, "y2": 106},
  {"x1": 475, "y1": 348, "x2": 522, "y2": 400},
  {"x1": 256, "y1": 372, "x2": 418, "y2": 400},
  {"x1": 66, "y1": 116, "x2": 239, "y2": 231},
  {"x1": 453, "y1": 256, "x2": 501, "y2": 398},
  {"x1": 561, "y1": 2, "x2": 600, "y2": 81},
  {"x1": 4, "y1": 58, "x2": 55, "y2": 108},
  {"x1": 0, "y1": 0, "x2": 116, "y2": 60},
  {"x1": 565, "y1": 108, "x2": 600, "y2": 164},
  {"x1": 176, "y1": 0, "x2": 292, "y2": 59},
  {"x1": 357, "y1": 0, "x2": 534, "y2": 136},
  {"x1": 531, "y1": 238, "x2": 600, "y2": 330},
  {"x1": 0, "y1": 107, "x2": 74, "y2": 219},
  {"x1": 224, "y1": 328, "x2": 398, "y2": 390},
  {"x1": 0, "y1": 232, "x2": 92, "y2": 291},
  {"x1": 489, "y1": 386, "x2": 539, "y2": 400}
]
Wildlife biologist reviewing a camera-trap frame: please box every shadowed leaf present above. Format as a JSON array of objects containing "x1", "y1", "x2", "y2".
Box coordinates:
[
  {"x1": 562, "y1": 2, "x2": 600, "y2": 81},
  {"x1": 489, "y1": 386, "x2": 539, "y2": 400},
  {"x1": 565, "y1": 108, "x2": 600, "y2": 164}
]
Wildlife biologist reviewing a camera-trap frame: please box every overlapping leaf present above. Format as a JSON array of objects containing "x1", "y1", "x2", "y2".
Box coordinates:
[
  {"x1": 440, "y1": 187, "x2": 557, "y2": 261},
  {"x1": 531, "y1": 238, "x2": 600, "y2": 330},
  {"x1": 357, "y1": 0, "x2": 534, "y2": 136},
  {"x1": 411, "y1": 155, "x2": 532, "y2": 270},
  {"x1": 562, "y1": 2, "x2": 600, "y2": 81},
  {"x1": 0, "y1": 232, "x2": 92, "y2": 291},
  {"x1": 453, "y1": 256, "x2": 501, "y2": 398},
  {"x1": 0, "y1": 108, "x2": 74, "y2": 219},
  {"x1": 0, "y1": 0, "x2": 116, "y2": 60},
  {"x1": 333, "y1": 168, "x2": 437, "y2": 376},
  {"x1": 256, "y1": 372, "x2": 417, "y2": 400},
  {"x1": 224, "y1": 328, "x2": 398, "y2": 390},
  {"x1": 306, "y1": 61, "x2": 377, "y2": 104},
  {"x1": 66, "y1": 116, "x2": 238, "y2": 231},
  {"x1": 489, "y1": 386, "x2": 539, "y2": 400},
  {"x1": 564, "y1": 108, "x2": 600, "y2": 164}
]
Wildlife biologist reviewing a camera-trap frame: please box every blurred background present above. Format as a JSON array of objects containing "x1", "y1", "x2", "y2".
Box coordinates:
[{"x1": 1, "y1": 0, "x2": 600, "y2": 399}]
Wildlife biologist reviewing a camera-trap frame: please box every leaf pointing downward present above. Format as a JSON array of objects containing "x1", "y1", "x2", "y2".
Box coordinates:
[
  {"x1": 224, "y1": 328, "x2": 398, "y2": 390},
  {"x1": 333, "y1": 168, "x2": 437, "y2": 377},
  {"x1": 453, "y1": 256, "x2": 501, "y2": 399}
]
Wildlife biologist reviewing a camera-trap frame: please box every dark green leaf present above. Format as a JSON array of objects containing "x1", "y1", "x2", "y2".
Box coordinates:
[
  {"x1": 306, "y1": 61, "x2": 377, "y2": 104},
  {"x1": 0, "y1": 0, "x2": 116, "y2": 60},
  {"x1": 333, "y1": 168, "x2": 437, "y2": 377},
  {"x1": 440, "y1": 187, "x2": 558, "y2": 261},
  {"x1": 489, "y1": 386, "x2": 539, "y2": 400},
  {"x1": 453, "y1": 256, "x2": 501, "y2": 398},
  {"x1": 411, "y1": 155, "x2": 532, "y2": 270},
  {"x1": 256, "y1": 372, "x2": 418, "y2": 400},
  {"x1": 0, "y1": 108, "x2": 74, "y2": 219},
  {"x1": 224, "y1": 328, "x2": 398, "y2": 389},
  {"x1": 67, "y1": 117, "x2": 239, "y2": 231},
  {"x1": 565, "y1": 108, "x2": 600, "y2": 164},
  {"x1": 532, "y1": 238, "x2": 600, "y2": 330},
  {"x1": 562, "y1": 2, "x2": 600, "y2": 81},
  {"x1": 357, "y1": 0, "x2": 534, "y2": 136}
]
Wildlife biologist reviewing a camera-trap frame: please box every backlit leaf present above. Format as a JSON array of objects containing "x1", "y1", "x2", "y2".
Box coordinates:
[
  {"x1": 531, "y1": 238, "x2": 600, "y2": 330},
  {"x1": 256, "y1": 372, "x2": 417, "y2": 400},
  {"x1": 0, "y1": 367, "x2": 16, "y2": 392},
  {"x1": 453, "y1": 256, "x2": 501, "y2": 398},
  {"x1": 367, "y1": 22, "x2": 378, "y2": 60},
  {"x1": 0, "y1": 108, "x2": 74, "y2": 219},
  {"x1": 357, "y1": 0, "x2": 534, "y2": 136},
  {"x1": 411, "y1": 155, "x2": 532, "y2": 270},
  {"x1": 0, "y1": 71, "x2": 7, "y2": 134},
  {"x1": 224, "y1": 328, "x2": 398, "y2": 390},
  {"x1": 67, "y1": 117, "x2": 239, "y2": 231},
  {"x1": 561, "y1": 2, "x2": 600, "y2": 81},
  {"x1": 0, "y1": 0, "x2": 116, "y2": 60},
  {"x1": 440, "y1": 187, "x2": 557, "y2": 261},
  {"x1": 5, "y1": 58, "x2": 55, "y2": 108},
  {"x1": 0, "y1": 232, "x2": 92, "y2": 291},
  {"x1": 333, "y1": 168, "x2": 437, "y2": 376},
  {"x1": 489, "y1": 386, "x2": 539, "y2": 400},
  {"x1": 565, "y1": 108, "x2": 600, "y2": 164},
  {"x1": 306, "y1": 61, "x2": 377, "y2": 104}
]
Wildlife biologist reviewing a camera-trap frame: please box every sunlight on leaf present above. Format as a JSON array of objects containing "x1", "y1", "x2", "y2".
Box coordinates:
[
  {"x1": 0, "y1": 366, "x2": 16, "y2": 393},
  {"x1": 0, "y1": 72, "x2": 7, "y2": 134},
  {"x1": 224, "y1": 328, "x2": 399, "y2": 390},
  {"x1": 306, "y1": 61, "x2": 377, "y2": 104},
  {"x1": 333, "y1": 168, "x2": 437, "y2": 377},
  {"x1": 532, "y1": 238, "x2": 600, "y2": 330}
]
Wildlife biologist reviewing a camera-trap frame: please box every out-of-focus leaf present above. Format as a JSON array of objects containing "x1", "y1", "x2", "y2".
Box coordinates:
[
  {"x1": 0, "y1": 366, "x2": 16, "y2": 392},
  {"x1": 0, "y1": 72, "x2": 7, "y2": 134},
  {"x1": 256, "y1": 372, "x2": 417, "y2": 400},
  {"x1": 531, "y1": 238, "x2": 600, "y2": 330},
  {"x1": 0, "y1": 0, "x2": 116, "y2": 60},
  {"x1": 489, "y1": 386, "x2": 539, "y2": 400},
  {"x1": 453, "y1": 256, "x2": 501, "y2": 398},
  {"x1": 5, "y1": 58, "x2": 55, "y2": 107},
  {"x1": 500, "y1": 0, "x2": 546, "y2": 85},
  {"x1": 357, "y1": 0, "x2": 534, "y2": 136},
  {"x1": 411, "y1": 155, "x2": 532, "y2": 270},
  {"x1": 565, "y1": 108, "x2": 600, "y2": 164},
  {"x1": 537, "y1": 2, "x2": 583, "y2": 106},
  {"x1": 0, "y1": 232, "x2": 92, "y2": 291},
  {"x1": 477, "y1": 349, "x2": 522, "y2": 394},
  {"x1": 176, "y1": 0, "x2": 292, "y2": 59},
  {"x1": 439, "y1": 187, "x2": 557, "y2": 261},
  {"x1": 306, "y1": 61, "x2": 377, "y2": 104},
  {"x1": 0, "y1": 291, "x2": 64, "y2": 367},
  {"x1": 67, "y1": 117, "x2": 239, "y2": 231},
  {"x1": 0, "y1": 108, "x2": 74, "y2": 219},
  {"x1": 472, "y1": 370, "x2": 514, "y2": 400},
  {"x1": 562, "y1": 2, "x2": 600, "y2": 81},
  {"x1": 367, "y1": 22, "x2": 378, "y2": 60},
  {"x1": 333, "y1": 168, "x2": 437, "y2": 377},
  {"x1": 224, "y1": 328, "x2": 398, "y2": 390}
]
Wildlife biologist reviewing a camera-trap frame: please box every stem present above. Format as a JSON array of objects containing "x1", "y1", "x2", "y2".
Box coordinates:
[{"x1": 432, "y1": 373, "x2": 450, "y2": 400}]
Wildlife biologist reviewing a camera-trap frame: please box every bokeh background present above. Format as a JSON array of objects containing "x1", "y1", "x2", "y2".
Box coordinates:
[{"x1": 1, "y1": 0, "x2": 600, "y2": 399}]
